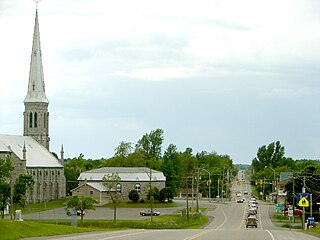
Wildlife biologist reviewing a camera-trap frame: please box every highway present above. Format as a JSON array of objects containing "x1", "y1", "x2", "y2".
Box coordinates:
[{"x1": 24, "y1": 173, "x2": 319, "y2": 240}]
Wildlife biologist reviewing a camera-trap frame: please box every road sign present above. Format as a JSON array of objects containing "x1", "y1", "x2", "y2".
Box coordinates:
[
  {"x1": 307, "y1": 217, "x2": 314, "y2": 227},
  {"x1": 297, "y1": 193, "x2": 310, "y2": 207}
]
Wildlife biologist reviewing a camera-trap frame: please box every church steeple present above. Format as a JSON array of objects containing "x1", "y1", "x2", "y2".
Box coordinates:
[
  {"x1": 24, "y1": 9, "x2": 48, "y2": 104},
  {"x1": 23, "y1": 8, "x2": 50, "y2": 150}
]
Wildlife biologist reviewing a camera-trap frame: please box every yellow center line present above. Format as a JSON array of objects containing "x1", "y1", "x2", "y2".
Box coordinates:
[{"x1": 184, "y1": 229, "x2": 215, "y2": 240}]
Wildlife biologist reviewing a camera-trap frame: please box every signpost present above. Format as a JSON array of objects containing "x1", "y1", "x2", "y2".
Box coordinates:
[{"x1": 297, "y1": 193, "x2": 310, "y2": 230}]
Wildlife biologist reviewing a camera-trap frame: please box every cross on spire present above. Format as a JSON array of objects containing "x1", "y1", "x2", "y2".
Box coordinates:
[{"x1": 34, "y1": 0, "x2": 41, "y2": 9}]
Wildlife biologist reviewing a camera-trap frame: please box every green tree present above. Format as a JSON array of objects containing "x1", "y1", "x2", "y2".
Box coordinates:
[
  {"x1": 128, "y1": 190, "x2": 139, "y2": 203},
  {"x1": 114, "y1": 141, "x2": 133, "y2": 158},
  {"x1": 135, "y1": 129, "x2": 164, "y2": 160},
  {"x1": 0, "y1": 156, "x2": 14, "y2": 219},
  {"x1": 12, "y1": 174, "x2": 34, "y2": 216},
  {"x1": 159, "y1": 187, "x2": 174, "y2": 202},
  {"x1": 252, "y1": 141, "x2": 286, "y2": 172},
  {"x1": 162, "y1": 144, "x2": 183, "y2": 194},
  {"x1": 102, "y1": 172, "x2": 122, "y2": 223},
  {"x1": 64, "y1": 154, "x2": 92, "y2": 194},
  {"x1": 0, "y1": 182, "x2": 10, "y2": 219},
  {"x1": 0, "y1": 156, "x2": 14, "y2": 181},
  {"x1": 65, "y1": 195, "x2": 97, "y2": 225}
]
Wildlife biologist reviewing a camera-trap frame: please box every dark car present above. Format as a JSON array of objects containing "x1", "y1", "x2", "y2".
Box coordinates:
[
  {"x1": 140, "y1": 209, "x2": 160, "y2": 216},
  {"x1": 246, "y1": 217, "x2": 258, "y2": 228},
  {"x1": 66, "y1": 208, "x2": 84, "y2": 216}
]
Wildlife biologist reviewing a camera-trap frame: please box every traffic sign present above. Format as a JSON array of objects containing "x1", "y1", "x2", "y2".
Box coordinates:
[{"x1": 297, "y1": 193, "x2": 310, "y2": 207}]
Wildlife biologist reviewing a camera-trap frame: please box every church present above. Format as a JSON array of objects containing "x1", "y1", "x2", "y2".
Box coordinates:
[{"x1": 0, "y1": 9, "x2": 66, "y2": 203}]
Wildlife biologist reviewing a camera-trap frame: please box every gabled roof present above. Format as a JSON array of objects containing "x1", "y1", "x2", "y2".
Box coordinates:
[
  {"x1": 0, "y1": 134, "x2": 62, "y2": 168},
  {"x1": 78, "y1": 167, "x2": 166, "y2": 182},
  {"x1": 71, "y1": 182, "x2": 111, "y2": 193}
]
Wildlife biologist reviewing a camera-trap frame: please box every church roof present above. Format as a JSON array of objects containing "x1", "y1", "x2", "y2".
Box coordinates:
[
  {"x1": 78, "y1": 167, "x2": 166, "y2": 182},
  {"x1": 0, "y1": 134, "x2": 62, "y2": 168},
  {"x1": 24, "y1": 10, "x2": 49, "y2": 104}
]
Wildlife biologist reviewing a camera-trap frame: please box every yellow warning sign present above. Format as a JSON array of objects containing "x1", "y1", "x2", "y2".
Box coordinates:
[{"x1": 298, "y1": 196, "x2": 309, "y2": 207}]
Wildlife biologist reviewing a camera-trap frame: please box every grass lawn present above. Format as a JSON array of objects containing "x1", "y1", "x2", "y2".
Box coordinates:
[
  {"x1": 100, "y1": 201, "x2": 182, "y2": 209},
  {"x1": 21, "y1": 199, "x2": 182, "y2": 215},
  {"x1": 0, "y1": 219, "x2": 97, "y2": 240},
  {"x1": 272, "y1": 212, "x2": 320, "y2": 237},
  {"x1": 0, "y1": 213, "x2": 207, "y2": 240},
  {"x1": 22, "y1": 198, "x2": 67, "y2": 214}
]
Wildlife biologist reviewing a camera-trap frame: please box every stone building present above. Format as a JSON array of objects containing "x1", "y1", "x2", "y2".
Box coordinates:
[
  {"x1": 0, "y1": 9, "x2": 66, "y2": 203},
  {"x1": 71, "y1": 167, "x2": 166, "y2": 204}
]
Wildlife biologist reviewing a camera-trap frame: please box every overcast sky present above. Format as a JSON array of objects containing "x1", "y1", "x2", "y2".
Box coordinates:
[{"x1": 0, "y1": 0, "x2": 319, "y2": 164}]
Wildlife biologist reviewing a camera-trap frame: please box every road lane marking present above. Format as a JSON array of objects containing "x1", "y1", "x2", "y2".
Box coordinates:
[
  {"x1": 184, "y1": 229, "x2": 215, "y2": 240},
  {"x1": 216, "y1": 206, "x2": 227, "y2": 229},
  {"x1": 266, "y1": 230, "x2": 276, "y2": 240}
]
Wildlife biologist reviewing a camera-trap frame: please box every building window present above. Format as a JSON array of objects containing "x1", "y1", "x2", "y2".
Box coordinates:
[
  {"x1": 29, "y1": 112, "x2": 33, "y2": 128},
  {"x1": 90, "y1": 191, "x2": 93, "y2": 195},
  {"x1": 116, "y1": 183, "x2": 122, "y2": 193},
  {"x1": 135, "y1": 184, "x2": 141, "y2": 193},
  {"x1": 34, "y1": 112, "x2": 38, "y2": 128},
  {"x1": 44, "y1": 112, "x2": 46, "y2": 128}
]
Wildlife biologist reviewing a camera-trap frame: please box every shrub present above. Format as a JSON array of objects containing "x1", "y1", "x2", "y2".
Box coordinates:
[{"x1": 128, "y1": 190, "x2": 139, "y2": 203}]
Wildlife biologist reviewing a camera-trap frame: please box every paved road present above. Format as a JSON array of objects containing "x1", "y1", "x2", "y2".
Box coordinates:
[{"x1": 23, "y1": 179, "x2": 319, "y2": 240}]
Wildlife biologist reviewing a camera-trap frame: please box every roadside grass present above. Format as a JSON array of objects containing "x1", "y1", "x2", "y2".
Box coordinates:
[
  {"x1": 20, "y1": 199, "x2": 182, "y2": 215},
  {"x1": 272, "y1": 212, "x2": 302, "y2": 229},
  {"x1": 22, "y1": 198, "x2": 67, "y2": 214},
  {"x1": 1, "y1": 213, "x2": 208, "y2": 240},
  {"x1": 0, "y1": 219, "x2": 96, "y2": 240},
  {"x1": 100, "y1": 201, "x2": 182, "y2": 208},
  {"x1": 39, "y1": 213, "x2": 207, "y2": 229}
]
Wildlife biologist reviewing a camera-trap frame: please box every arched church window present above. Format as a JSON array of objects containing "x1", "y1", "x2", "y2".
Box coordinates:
[
  {"x1": 44, "y1": 113, "x2": 46, "y2": 128},
  {"x1": 116, "y1": 183, "x2": 122, "y2": 193},
  {"x1": 34, "y1": 112, "x2": 38, "y2": 128},
  {"x1": 29, "y1": 112, "x2": 33, "y2": 128},
  {"x1": 135, "y1": 184, "x2": 141, "y2": 193}
]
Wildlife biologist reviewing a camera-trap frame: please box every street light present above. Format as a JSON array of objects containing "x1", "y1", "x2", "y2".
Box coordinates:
[
  {"x1": 265, "y1": 166, "x2": 276, "y2": 192},
  {"x1": 199, "y1": 168, "x2": 211, "y2": 202}
]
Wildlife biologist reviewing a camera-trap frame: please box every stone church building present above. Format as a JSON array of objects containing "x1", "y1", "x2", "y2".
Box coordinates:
[{"x1": 0, "y1": 9, "x2": 66, "y2": 203}]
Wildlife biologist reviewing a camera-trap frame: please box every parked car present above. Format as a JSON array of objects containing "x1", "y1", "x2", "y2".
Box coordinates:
[
  {"x1": 140, "y1": 209, "x2": 160, "y2": 216},
  {"x1": 237, "y1": 198, "x2": 243, "y2": 203},
  {"x1": 66, "y1": 208, "x2": 84, "y2": 216},
  {"x1": 284, "y1": 209, "x2": 303, "y2": 216}
]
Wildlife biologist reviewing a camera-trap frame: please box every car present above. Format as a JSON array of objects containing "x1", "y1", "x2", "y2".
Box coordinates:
[
  {"x1": 236, "y1": 193, "x2": 242, "y2": 198},
  {"x1": 66, "y1": 208, "x2": 85, "y2": 216},
  {"x1": 246, "y1": 217, "x2": 258, "y2": 228},
  {"x1": 237, "y1": 198, "x2": 243, "y2": 203},
  {"x1": 140, "y1": 209, "x2": 160, "y2": 216},
  {"x1": 244, "y1": 191, "x2": 248, "y2": 195},
  {"x1": 284, "y1": 209, "x2": 303, "y2": 216},
  {"x1": 248, "y1": 208, "x2": 257, "y2": 215}
]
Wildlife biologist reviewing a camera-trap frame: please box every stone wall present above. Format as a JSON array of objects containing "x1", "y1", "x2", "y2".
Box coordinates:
[{"x1": 26, "y1": 167, "x2": 66, "y2": 203}]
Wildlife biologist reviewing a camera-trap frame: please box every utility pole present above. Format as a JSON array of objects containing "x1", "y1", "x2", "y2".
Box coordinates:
[
  {"x1": 293, "y1": 176, "x2": 295, "y2": 223},
  {"x1": 186, "y1": 177, "x2": 189, "y2": 223},
  {"x1": 196, "y1": 168, "x2": 199, "y2": 212},
  {"x1": 149, "y1": 167, "x2": 153, "y2": 223},
  {"x1": 302, "y1": 176, "x2": 306, "y2": 230}
]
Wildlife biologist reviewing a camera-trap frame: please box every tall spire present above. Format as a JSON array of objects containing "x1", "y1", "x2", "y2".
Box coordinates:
[{"x1": 24, "y1": 8, "x2": 49, "y2": 103}]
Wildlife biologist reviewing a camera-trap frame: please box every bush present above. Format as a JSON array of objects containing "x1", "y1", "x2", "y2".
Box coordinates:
[
  {"x1": 128, "y1": 190, "x2": 139, "y2": 203},
  {"x1": 160, "y1": 187, "x2": 174, "y2": 202}
]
